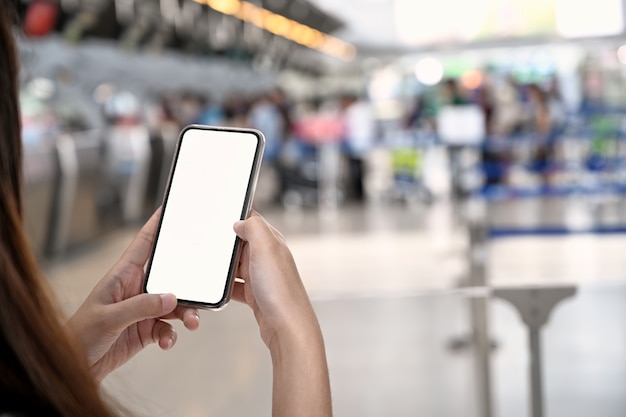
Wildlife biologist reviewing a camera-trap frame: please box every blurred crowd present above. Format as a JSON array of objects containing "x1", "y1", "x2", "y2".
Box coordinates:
[
  {"x1": 20, "y1": 67, "x2": 626, "y2": 210},
  {"x1": 405, "y1": 75, "x2": 567, "y2": 138}
]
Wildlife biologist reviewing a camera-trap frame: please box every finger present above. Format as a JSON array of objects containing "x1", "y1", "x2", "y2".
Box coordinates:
[
  {"x1": 233, "y1": 220, "x2": 248, "y2": 240},
  {"x1": 246, "y1": 211, "x2": 286, "y2": 244},
  {"x1": 231, "y1": 281, "x2": 247, "y2": 305},
  {"x1": 182, "y1": 308, "x2": 200, "y2": 331},
  {"x1": 235, "y1": 242, "x2": 251, "y2": 281},
  {"x1": 234, "y1": 210, "x2": 264, "y2": 238},
  {"x1": 111, "y1": 293, "x2": 177, "y2": 331},
  {"x1": 233, "y1": 213, "x2": 274, "y2": 244},
  {"x1": 161, "y1": 306, "x2": 200, "y2": 331},
  {"x1": 152, "y1": 320, "x2": 177, "y2": 350},
  {"x1": 121, "y1": 207, "x2": 162, "y2": 267}
]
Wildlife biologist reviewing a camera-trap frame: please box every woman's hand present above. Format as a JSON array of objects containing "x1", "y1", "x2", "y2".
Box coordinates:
[
  {"x1": 232, "y1": 211, "x2": 319, "y2": 349},
  {"x1": 232, "y1": 212, "x2": 332, "y2": 417},
  {"x1": 66, "y1": 209, "x2": 200, "y2": 383}
]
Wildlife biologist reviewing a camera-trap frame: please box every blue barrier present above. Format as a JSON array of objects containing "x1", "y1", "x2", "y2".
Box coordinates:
[
  {"x1": 475, "y1": 183, "x2": 626, "y2": 201},
  {"x1": 475, "y1": 184, "x2": 626, "y2": 239},
  {"x1": 488, "y1": 225, "x2": 626, "y2": 239}
]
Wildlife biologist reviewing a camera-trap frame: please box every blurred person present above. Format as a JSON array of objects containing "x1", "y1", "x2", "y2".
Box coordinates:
[
  {"x1": 341, "y1": 93, "x2": 377, "y2": 203},
  {"x1": 156, "y1": 94, "x2": 180, "y2": 134},
  {"x1": 440, "y1": 78, "x2": 469, "y2": 106},
  {"x1": 101, "y1": 89, "x2": 151, "y2": 223},
  {"x1": 19, "y1": 86, "x2": 60, "y2": 146},
  {"x1": 476, "y1": 74, "x2": 508, "y2": 187},
  {"x1": 169, "y1": 91, "x2": 204, "y2": 127},
  {"x1": 405, "y1": 94, "x2": 427, "y2": 130},
  {"x1": 437, "y1": 79, "x2": 478, "y2": 200},
  {"x1": 195, "y1": 93, "x2": 225, "y2": 127},
  {"x1": 105, "y1": 90, "x2": 142, "y2": 126},
  {"x1": 223, "y1": 92, "x2": 250, "y2": 127},
  {"x1": 269, "y1": 88, "x2": 300, "y2": 202},
  {"x1": 247, "y1": 92, "x2": 284, "y2": 162},
  {"x1": 491, "y1": 74, "x2": 524, "y2": 136},
  {"x1": 269, "y1": 87, "x2": 294, "y2": 141},
  {"x1": 580, "y1": 69, "x2": 604, "y2": 115},
  {"x1": 546, "y1": 76, "x2": 567, "y2": 133},
  {"x1": 405, "y1": 91, "x2": 438, "y2": 132},
  {"x1": 475, "y1": 77, "x2": 495, "y2": 136},
  {"x1": 0, "y1": 5, "x2": 331, "y2": 417},
  {"x1": 525, "y1": 84, "x2": 552, "y2": 135},
  {"x1": 279, "y1": 97, "x2": 335, "y2": 207},
  {"x1": 247, "y1": 92, "x2": 285, "y2": 206},
  {"x1": 526, "y1": 83, "x2": 557, "y2": 185}
]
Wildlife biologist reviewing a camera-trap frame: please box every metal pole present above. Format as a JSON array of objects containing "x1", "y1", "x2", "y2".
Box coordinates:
[
  {"x1": 471, "y1": 295, "x2": 493, "y2": 417},
  {"x1": 529, "y1": 328, "x2": 544, "y2": 417},
  {"x1": 494, "y1": 287, "x2": 576, "y2": 417},
  {"x1": 467, "y1": 199, "x2": 493, "y2": 417},
  {"x1": 318, "y1": 142, "x2": 340, "y2": 209}
]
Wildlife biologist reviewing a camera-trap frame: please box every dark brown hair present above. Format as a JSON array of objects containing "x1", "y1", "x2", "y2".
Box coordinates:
[{"x1": 0, "y1": 3, "x2": 120, "y2": 416}]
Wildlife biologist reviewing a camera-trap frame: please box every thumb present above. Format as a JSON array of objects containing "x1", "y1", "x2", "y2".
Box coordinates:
[
  {"x1": 111, "y1": 293, "x2": 177, "y2": 330},
  {"x1": 233, "y1": 220, "x2": 248, "y2": 241},
  {"x1": 233, "y1": 213, "x2": 272, "y2": 244}
]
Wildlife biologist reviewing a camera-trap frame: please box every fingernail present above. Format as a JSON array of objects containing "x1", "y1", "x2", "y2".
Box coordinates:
[
  {"x1": 161, "y1": 294, "x2": 176, "y2": 311},
  {"x1": 164, "y1": 337, "x2": 174, "y2": 350}
]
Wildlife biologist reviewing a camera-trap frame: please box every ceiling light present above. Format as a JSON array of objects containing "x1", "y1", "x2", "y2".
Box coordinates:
[{"x1": 415, "y1": 57, "x2": 444, "y2": 86}]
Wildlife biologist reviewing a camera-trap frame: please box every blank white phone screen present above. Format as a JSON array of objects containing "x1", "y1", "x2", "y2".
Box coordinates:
[{"x1": 146, "y1": 128, "x2": 260, "y2": 305}]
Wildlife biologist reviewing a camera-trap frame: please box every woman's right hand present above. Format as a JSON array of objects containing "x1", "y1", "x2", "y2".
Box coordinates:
[
  {"x1": 232, "y1": 211, "x2": 319, "y2": 350},
  {"x1": 232, "y1": 211, "x2": 332, "y2": 417}
]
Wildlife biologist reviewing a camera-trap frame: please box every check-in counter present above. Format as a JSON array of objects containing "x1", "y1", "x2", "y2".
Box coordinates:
[
  {"x1": 144, "y1": 132, "x2": 165, "y2": 215},
  {"x1": 44, "y1": 126, "x2": 153, "y2": 257},
  {"x1": 145, "y1": 124, "x2": 180, "y2": 217},
  {"x1": 22, "y1": 137, "x2": 58, "y2": 259},
  {"x1": 156, "y1": 125, "x2": 178, "y2": 206},
  {"x1": 47, "y1": 130, "x2": 104, "y2": 256},
  {"x1": 102, "y1": 125, "x2": 153, "y2": 225},
  {"x1": 142, "y1": 124, "x2": 179, "y2": 217}
]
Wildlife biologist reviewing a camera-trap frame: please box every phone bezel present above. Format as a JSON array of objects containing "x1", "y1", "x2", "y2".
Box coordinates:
[{"x1": 143, "y1": 124, "x2": 265, "y2": 310}]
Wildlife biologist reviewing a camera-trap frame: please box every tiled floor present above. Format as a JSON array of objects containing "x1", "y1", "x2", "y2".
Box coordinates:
[{"x1": 45, "y1": 201, "x2": 626, "y2": 417}]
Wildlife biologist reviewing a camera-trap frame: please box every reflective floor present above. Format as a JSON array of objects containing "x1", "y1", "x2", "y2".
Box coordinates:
[{"x1": 45, "y1": 201, "x2": 626, "y2": 417}]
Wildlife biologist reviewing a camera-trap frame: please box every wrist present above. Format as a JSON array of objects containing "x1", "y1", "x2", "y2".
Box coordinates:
[
  {"x1": 266, "y1": 312, "x2": 332, "y2": 417},
  {"x1": 65, "y1": 314, "x2": 107, "y2": 384},
  {"x1": 268, "y1": 314, "x2": 325, "y2": 361},
  {"x1": 257, "y1": 290, "x2": 321, "y2": 350}
]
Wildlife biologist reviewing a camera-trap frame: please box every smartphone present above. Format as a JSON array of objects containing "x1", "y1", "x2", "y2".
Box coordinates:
[{"x1": 144, "y1": 125, "x2": 265, "y2": 310}]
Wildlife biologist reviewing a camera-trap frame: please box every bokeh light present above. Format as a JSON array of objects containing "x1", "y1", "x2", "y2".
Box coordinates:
[
  {"x1": 461, "y1": 69, "x2": 483, "y2": 90},
  {"x1": 617, "y1": 45, "x2": 626, "y2": 64},
  {"x1": 414, "y1": 57, "x2": 444, "y2": 86}
]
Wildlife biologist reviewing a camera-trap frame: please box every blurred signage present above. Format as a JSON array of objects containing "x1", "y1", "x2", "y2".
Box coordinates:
[
  {"x1": 395, "y1": 0, "x2": 624, "y2": 46},
  {"x1": 21, "y1": 0, "x2": 343, "y2": 72},
  {"x1": 192, "y1": 0, "x2": 355, "y2": 60},
  {"x1": 436, "y1": 105, "x2": 485, "y2": 146}
]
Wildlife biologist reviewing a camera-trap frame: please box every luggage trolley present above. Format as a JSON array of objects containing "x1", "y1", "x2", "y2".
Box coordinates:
[
  {"x1": 284, "y1": 113, "x2": 345, "y2": 208},
  {"x1": 385, "y1": 127, "x2": 435, "y2": 204}
]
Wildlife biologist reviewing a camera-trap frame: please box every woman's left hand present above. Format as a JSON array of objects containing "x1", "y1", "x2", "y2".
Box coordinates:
[{"x1": 66, "y1": 209, "x2": 200, "y2": 382}]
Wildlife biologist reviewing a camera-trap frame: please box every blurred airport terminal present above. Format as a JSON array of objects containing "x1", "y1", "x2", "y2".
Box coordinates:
[{"x1": 13, "y1": 0, "x2": 626, "y2": 416}]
